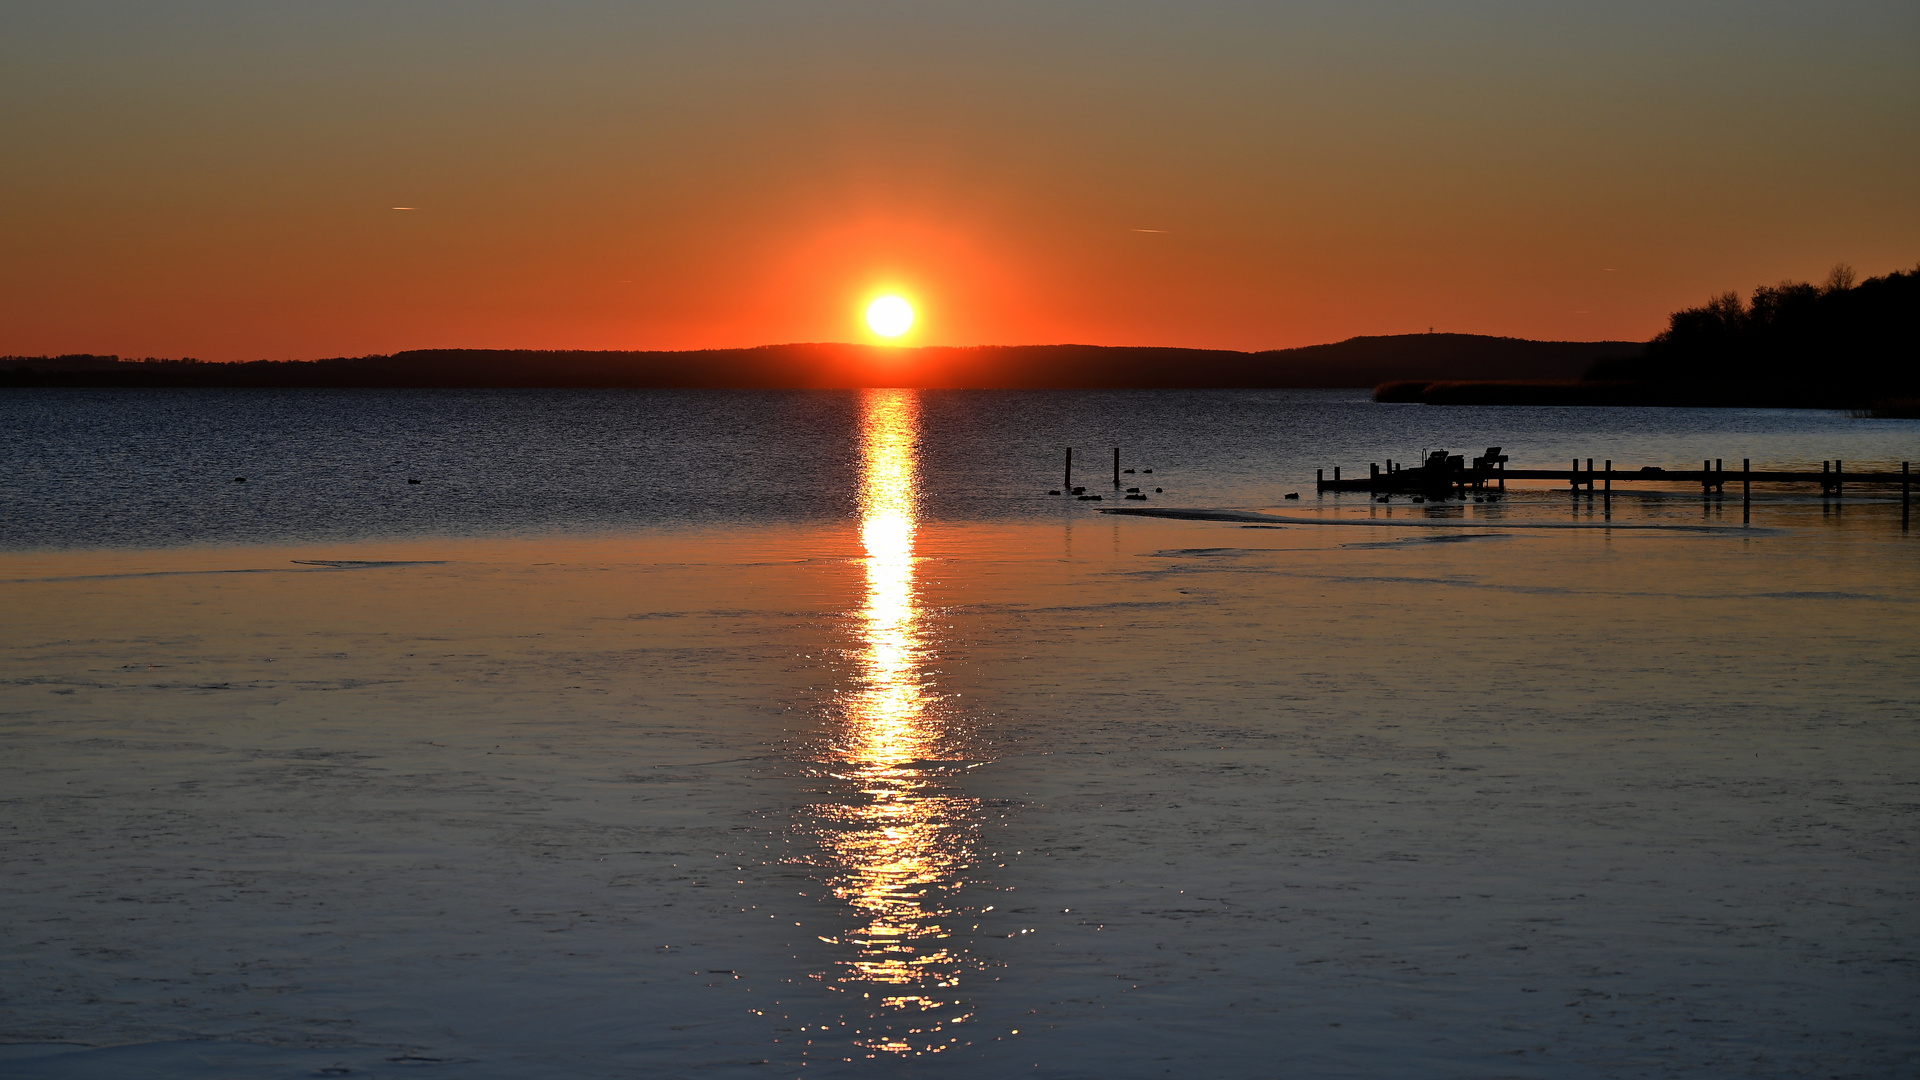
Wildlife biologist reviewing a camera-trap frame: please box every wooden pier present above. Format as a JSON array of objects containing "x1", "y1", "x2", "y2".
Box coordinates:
[{"x1": 1314, "y1": 449, "x2": 1912, "y2": 528}]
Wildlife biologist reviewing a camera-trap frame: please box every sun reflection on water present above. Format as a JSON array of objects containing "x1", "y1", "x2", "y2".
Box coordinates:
[{"x1": 801, "y1": 388, "x2": 988, "y2": 1058}]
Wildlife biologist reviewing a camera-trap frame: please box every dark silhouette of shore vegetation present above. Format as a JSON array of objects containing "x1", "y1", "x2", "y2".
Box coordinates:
[{"x1": 1377, "y1": 262, "x2": 1917, "y2": 409}]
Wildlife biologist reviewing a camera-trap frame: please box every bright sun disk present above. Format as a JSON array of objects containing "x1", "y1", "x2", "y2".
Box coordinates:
[{"x1": 866, "y1": 296, "x2": 914, "y2": 338}]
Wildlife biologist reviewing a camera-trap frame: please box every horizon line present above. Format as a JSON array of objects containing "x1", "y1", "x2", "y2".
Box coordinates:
[{"x1": 5, "y1": 330, "x2": 1651, "y2": 365}]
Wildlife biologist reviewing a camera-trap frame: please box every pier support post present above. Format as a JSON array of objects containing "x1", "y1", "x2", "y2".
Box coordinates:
[
  {"x1": 1604, "y1": 459, "x2": 1612, "y2": 520},
  {"x1": 1317, "y1": 468, "x2": 1324, "y2": 492},
  {"x1": 1904, "y1": 462, "x2": 1911, "y2": 531},
  {"x1": 1587, "y1": 458, "x2": 1595, "y2": 492},
  {"x1": 1571, "y1": 460, "x2": 1579, "y2": 492},
  {"x1": 1371, "y1": 462, "x2": 1379, "y2": 491},
  {"x1": 1836, "y1": 459, "x2": 1843, "y2": 497},
  {"x1": 1065, "y1": 447, "x2": 1072, "y2": 492},
  {"x1": 1743, "y1": 459, "x2": 1751, "y2": 524},
  {"x1": 1334, "y1": 466, "x2": 1340, "y2": 483},
  {"x1": 1113, "y1": 447, "x2": 1120, "y2": 488}
]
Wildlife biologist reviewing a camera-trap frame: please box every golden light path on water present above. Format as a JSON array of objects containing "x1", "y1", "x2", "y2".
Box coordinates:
[{"x1": 804, "y1": 388, "x2": 987, "y2": 1059}]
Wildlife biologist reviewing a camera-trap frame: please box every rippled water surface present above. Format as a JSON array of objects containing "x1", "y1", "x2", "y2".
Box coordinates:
[{"x1": 4, "y1": 388, "x2": 1916, "y2": 547}]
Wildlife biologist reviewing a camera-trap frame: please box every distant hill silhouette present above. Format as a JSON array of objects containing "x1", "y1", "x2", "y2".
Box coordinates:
[{"x1": 0, "y1": 333, "x2": 1639, "y2": 390}]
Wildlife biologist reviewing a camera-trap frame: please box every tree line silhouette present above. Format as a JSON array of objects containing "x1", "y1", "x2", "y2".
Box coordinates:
[
  {"x1": 1376, "y1": 261, "x2": 1916, "y2": 408},
  {"x1": 1588, "y1": 263, "x2": 1917, "y2": 397}
]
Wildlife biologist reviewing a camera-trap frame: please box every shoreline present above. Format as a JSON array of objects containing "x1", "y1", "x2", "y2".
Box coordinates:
[{"x1": 1374, "y1": 378, "x2": 1917, "y2": 411}]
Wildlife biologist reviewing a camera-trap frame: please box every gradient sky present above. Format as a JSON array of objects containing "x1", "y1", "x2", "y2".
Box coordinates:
[{"x1": 3, "y1": 1, "x2": 1915, "y2": 359}]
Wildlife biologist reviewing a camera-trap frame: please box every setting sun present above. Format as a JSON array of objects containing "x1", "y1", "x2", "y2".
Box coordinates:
[{"x1": 866, "y1": 296, "x2": 915, "y2": 338}]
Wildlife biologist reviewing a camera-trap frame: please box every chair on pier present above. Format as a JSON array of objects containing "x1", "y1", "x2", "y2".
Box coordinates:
[{"x1": 1469, "y1": 447, "x2": 1507, "y2": 490}]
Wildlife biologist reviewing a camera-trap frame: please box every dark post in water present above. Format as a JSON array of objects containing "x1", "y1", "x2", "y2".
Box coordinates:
[
  {"x1": 1113, "y1": 447, "x2": 1120, "y2": 488},
  {"x1": 1743, "y1": 459, "x2": 1751, "y2": 524},
  {"x1": 1064, "y1": 447, "x2": 1072, "y2": 492}
]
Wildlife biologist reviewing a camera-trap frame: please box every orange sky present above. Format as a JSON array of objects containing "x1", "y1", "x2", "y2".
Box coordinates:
[{"x1": 2, "y1": 2, "x2": 1916, "y2": 360}]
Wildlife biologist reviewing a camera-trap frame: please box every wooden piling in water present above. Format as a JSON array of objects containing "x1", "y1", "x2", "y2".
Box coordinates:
[
  {"x1": 1113, "y1": 447, "x2": 1120, "y2": 488},
  {"x1": 1836, "y1": 459, "x2": 1843, "y2": 497},
  {"x1": 1743, "y1": 459, "x2": 1751, "y2": 523},
  {"x1": 1904, "y1": 462, "x2": 1911, "y2": 531},
  {"x1": 1604, "y1": 459, "x2": 1612, "y2": 519},
  {"x1": 1064, "y1": 447, "x2": 1072, "y2": 492}
]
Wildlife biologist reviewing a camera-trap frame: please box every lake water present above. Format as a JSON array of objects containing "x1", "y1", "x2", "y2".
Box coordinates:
[
  {"x1": 2, "y1": 390, "x2": 1916, "y2": 1079},
  {"x1": 4, "y1": 388, "x2": 1916, "y2": 547}
]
